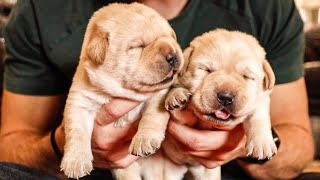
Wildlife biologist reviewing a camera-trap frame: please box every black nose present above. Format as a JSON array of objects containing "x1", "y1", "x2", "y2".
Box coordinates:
[
  {"x1": 166, "y1": 53, "x2": 177, "y2": 67},
  {"x1": 217, "y1": 92, "x2": 235, "y2": 106}
]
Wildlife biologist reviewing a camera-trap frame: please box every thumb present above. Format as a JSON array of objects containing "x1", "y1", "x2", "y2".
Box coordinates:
[{"x1": 96, "y1": 98, "x2": 140, "y2": 125}]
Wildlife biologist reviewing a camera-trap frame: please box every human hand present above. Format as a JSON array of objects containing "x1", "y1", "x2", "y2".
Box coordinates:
[
  {"x1": 164, "y1": 113, "x2": 247, "y2": 168},
  {"x1": 90, "y1": 98, "x2": 140, "y2": 169}
]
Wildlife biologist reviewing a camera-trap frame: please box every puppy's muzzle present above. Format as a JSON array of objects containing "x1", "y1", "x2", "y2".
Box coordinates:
[{"x1": 217, "y1": 91, "x2": 235, "y2": 106}]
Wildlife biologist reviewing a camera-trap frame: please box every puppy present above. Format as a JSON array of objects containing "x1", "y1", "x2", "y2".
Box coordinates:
[
  {"x1": 60, "y1": 3, "x2": 183, "y2": 179},
  {"x1": 164, "y1": 29, "x2": 277, "y2": 179}
]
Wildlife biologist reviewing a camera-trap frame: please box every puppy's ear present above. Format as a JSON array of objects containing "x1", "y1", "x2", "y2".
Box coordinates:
[
  {"x1": 87, "y1": 30, "x2": 109, "y2": 65},
  {"x1": 263, "y1": 60, "x2": 275, "y2": 90},
  {"x1": 171, "y1": 30, "x2": 177, "y2": 40},
  {"x1": 180, "y1": 47, "x2": 193, "y2": 75}
]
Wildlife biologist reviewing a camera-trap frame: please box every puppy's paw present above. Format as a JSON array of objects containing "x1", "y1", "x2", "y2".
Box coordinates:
[
  {"x1": 165, "y1": 88, "x2": 191, "y2": 110},
  {"x1": 60, "y1": 151, "x2": 93, "y2": 179},
  {"x1": 129, "y1": 131, "x2": 164, "y2": 157},
  {"x1": 245, "y1": 135, "x2": 277, "y2": 160}
]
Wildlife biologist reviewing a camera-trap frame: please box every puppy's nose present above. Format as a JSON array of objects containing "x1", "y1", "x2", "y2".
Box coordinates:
[
  {"x1": 217, "y1": 92, "x2": 235, "y2": 106},
  {"x1": 166, "y1": 53, "x2": 177, "y2": 67}
]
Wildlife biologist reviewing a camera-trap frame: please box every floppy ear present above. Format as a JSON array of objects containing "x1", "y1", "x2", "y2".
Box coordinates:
[
  {"x1": 86, "y1": 30, "x2": 109, "y2": 65},
  {"x1": 263, "y1": 60, "x2": 275, "y2": 91},
  {"x1": 171, "y1": 30, "x2": 177, "y2": 40},
  {"x1": 180, "y1": 47, "x2": 193, "y2": 75}
]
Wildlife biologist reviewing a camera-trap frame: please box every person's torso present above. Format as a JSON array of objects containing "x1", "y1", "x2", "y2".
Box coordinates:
[{"x1": 34, "y1": 0, "x2": 278, "y2": 81}]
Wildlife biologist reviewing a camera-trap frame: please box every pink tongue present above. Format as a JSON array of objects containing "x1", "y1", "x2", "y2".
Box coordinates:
[
  {"x1": 214, "y1": 110, "x2": 231, "y2": 120},
  {"x1": 166, "y1": 70, "x2": 173, "y2": 78}
]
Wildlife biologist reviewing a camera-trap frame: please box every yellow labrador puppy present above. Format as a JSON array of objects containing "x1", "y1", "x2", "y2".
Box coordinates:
[
  {"x1": 60, "y1": 3, "x2": 183, "y2": 179},
  {"x1": 164, "y1": 29, "x2": 277, "y2": 179}
]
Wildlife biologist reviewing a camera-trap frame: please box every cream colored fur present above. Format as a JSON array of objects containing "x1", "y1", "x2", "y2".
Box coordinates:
[
  {"x1": 60, "y1": 3, "x2": 183, "y2": 179},
  {"x1": 164, "y1": 29, "x2": 277, "y2": 180}
]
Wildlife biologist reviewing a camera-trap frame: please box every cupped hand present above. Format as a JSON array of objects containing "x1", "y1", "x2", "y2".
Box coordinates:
[
  {"x1": 164, "y1": 118, "x2": 247, "y2": 169},
  {"x1": 91, "y1": 98, "x2": 140, "y2": 169}
]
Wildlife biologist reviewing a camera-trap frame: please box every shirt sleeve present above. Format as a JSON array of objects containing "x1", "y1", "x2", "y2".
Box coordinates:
[
  {"x1": 3, "y1": 0, "x2": 69, "y2": 95},
  {"x1": 253, "y1": 0, "x2": 305, "y2": 84}
]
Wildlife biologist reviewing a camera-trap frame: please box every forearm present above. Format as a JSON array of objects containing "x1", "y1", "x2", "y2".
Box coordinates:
[
  {"x1": 0, "y1": 127, "x2": 65, "y2": 178},
  {"x1": 238, "y1": 124, "x2": 315, "y2": 179}
]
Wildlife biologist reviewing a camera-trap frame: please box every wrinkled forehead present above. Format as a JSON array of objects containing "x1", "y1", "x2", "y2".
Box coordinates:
[
  {"x1": 235, "y1": 58, "x2": 263, "y2": 76},
  {"x1": 97, "y1": 10, "x2": 174, "y2": 43},
  {"x1": 192, "y1": 41, "x2": 264, "y2": 74},
  {"x1": 125, "y1": 16, "x2": 173, "y2": 40}
]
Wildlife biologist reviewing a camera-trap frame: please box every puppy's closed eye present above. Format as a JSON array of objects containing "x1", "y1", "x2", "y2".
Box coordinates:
[
  {"x1": 243, "y1": 74, "x2": 255, "y2": 81},
  {"x1": 198, "y1": 65, "x2": 211, "y2": 73},
  {"x1": 241, "y1": 66, "x2": 258, "y2": 81},
  {"x1": 128, "y1": 41, "x2": 145, "y2": 50}
]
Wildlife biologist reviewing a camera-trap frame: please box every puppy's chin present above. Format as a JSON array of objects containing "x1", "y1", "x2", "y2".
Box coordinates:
[{"x1": 191, "y1": 104, "x2": 247, "y2": 130}]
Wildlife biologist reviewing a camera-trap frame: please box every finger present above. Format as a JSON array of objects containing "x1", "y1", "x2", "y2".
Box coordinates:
[
  {"x1": 92, "y1": 142, "x2": 138, "y2": 169},
  {"x1": 92, "y1": 139, "x2": 131, "y2": 156},
  {"x1": 187, "y1": 146, "x2": 247, "y2": 161},
  {"x1": 96, "y1": 98, "x2": 140, "y2": 125},
  {"x1": 168, "y1": 121, "x2": 229, "y2": 151},
  {"x1": 106, "y1": 142, "x2": 133, "y2": 162},
  {"x1": 192, "y1": 156, "x2": 225, "y2": 169},
  {"x1": 190, "y1": 148, "x2": 245, "y2": 168},
  {"x1": 170, "y1": 108, "x2": 198, "y2": 125},
  {"x1": 168, "y1": 122, "x2": 245, "y2": 151},
  {"x1": 161, "y1": 134, "x2": 186, "y2": 165},
  {"x1": 186, "y1": 150, "x2": 212, "y2": 157},
  {"x1": 111, "y1": 154, "x2": 139, "y2": 169},
  {"x1": 93, "y1": 120, "x2": 138, "y2": 147},
  {"x1": 93, "y1": 155, "x2": 138, "y2": 169},
  {"x1": 94, "y1": 154, "x2": 139, "y2": 169}
]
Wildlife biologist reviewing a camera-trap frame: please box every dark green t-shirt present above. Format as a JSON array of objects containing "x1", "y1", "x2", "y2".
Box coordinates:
[{"x1": 3, "y1": 0, "x2": 304, "y2": 95}]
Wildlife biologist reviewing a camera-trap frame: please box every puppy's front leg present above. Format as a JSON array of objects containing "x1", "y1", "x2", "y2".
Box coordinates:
[
  {"x1": 189, "y1": 166, "x2": 221, "y2": 180},
  {"x1": 243, "y1": 96, "x2": 277, "y2": 160},
  {"x1": 112, "y1": 162, "x2": 142, "y2": 180},
  {"x1": 60, "y1": 90, "x2": 98, "y2": 179},
  {"x1": 129, "y1": 89, "x2": 170, "y2": 157}
]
